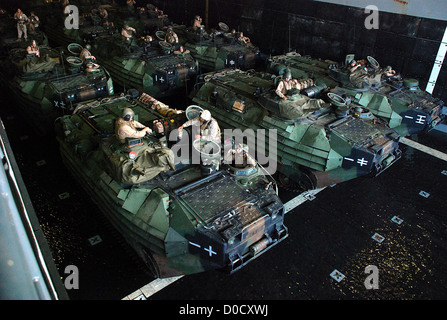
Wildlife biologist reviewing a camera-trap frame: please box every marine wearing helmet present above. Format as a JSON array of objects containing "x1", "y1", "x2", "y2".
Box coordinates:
[
  {"x1": 192, "y1": 15, "x2": 204, "y2": 31},
  {"x1": 79, "y1": 44, "x2": 95, "y2": 62},
  {"x1": 115, "y1": 107, "x2": 152, "y2": 143},
  {"x1": 164, "y1": 27, "x2": 179, "y2": 46},
  {"x1": 179, "y1": 109, "x2": 221, "y2": 144},
  {"x1": 275, "y1": 68, "x2": 300, "y2": 100}
]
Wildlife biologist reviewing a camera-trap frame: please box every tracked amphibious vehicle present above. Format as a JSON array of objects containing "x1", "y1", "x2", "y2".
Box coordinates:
[
  {"x1": 0, "y1": 44, "x2": 113, "y2": 135},
  {"x1": 54, "y1": 92, "x2": 288, "y2": 277},
  {"x1": 85, "y1": 30, "x2": 198, "y2": 98},
  {"x1": 192, "y1": 69, "x2": 402, "y2": 190},
  {"x1": 267, "y1": 52, "x2": 445, "y2": 136},
  {"x1": 171, "y1": 22, "x2": 262, "y2": 73},
  {"x1": 43, "y1": 5, "x2": 198, "y2": 99}
]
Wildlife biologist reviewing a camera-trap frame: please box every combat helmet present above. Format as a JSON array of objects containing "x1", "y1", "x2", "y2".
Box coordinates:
[
  {"x1": 284, "y1": 68, "x2": 292, "y2": 80},
  {"x1": 122, "y1": 107, "x2": 135, "y2": 121},
  {"x1": 200, "y1": 110, "x2": 211, "y2": 121}
]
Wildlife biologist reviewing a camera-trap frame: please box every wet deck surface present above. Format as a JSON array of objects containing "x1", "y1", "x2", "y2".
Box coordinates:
[{"x1": 1, "y1": 89, "x2": 446, "y2": 300}]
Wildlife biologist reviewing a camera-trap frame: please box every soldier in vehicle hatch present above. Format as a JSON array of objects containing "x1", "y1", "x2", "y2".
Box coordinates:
[
  {"x1": 174, "y1": 45, "x2": 190, "y2": 55},
  {"x1": 192, "y1": 15, "x2": 204, "y2": 32},
  {"x1": 224, "y1": 143, "x2": 256, "y2": 168},
  {"x1": 115, "y1": 108, "x2": 152, "y2": 144},
  {"x1": 383, "y1": 65, "x2": 397, "y2": 78},
  {"x1": 275, "y1": 69, "x2": 301, "y2": 100},
  {"x1": 121, "y1": 25, "x2": 136, "y2": 41},
  {"x1": 237, "y1": 32, "x2": 251, "y2": 45},
  {"x1": 178, "y1": 110, "x2": 221, "y2": 145},
  {"x1": 26, "y1": 40, "x2": 40, "y2": 58},
  {"x1": 347, "y1": 59, "x2": 362, "y2": 73},
  {"x1": 79, "y1": 44, "x2": 95, "y2": 63},
  {"x1": 164, "y1": 27, "x2": 179, "y2": 48}
]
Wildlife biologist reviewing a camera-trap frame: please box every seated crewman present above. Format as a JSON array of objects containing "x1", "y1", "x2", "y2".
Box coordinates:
[
  {"x1": 383, "y1": 65, "x2": 397, "y2": 77},
  {"x1": 164, "y1": 27, "x2": 179, "y2": 46},
  {"x1": 174, "y1": 45, "x2": 190, "y2": 55},
  {"x1": 192, "y1": 15, "x2": 204, "y2": 32},
  {"x1": 275, "y1": 69, "x2": 301, "y2": 100},
  {"x1": 115, "y1": 108, "x2": 152, "y2": 144},
  {"x1": 26, "y1": 40, "x2": 39, "y2": 58},
  {"x1": 79, "y1": 44, "x2": 95, "y2": 62},
  {"x1": 224, "y1": 143, "x2": 256, "y2": 168},
  {"x1": 237, "y1": 32, "x2": 251, "y2": 45},
  {"x1": 121, "y1": 25, "x2": 136, "y2": 41}
]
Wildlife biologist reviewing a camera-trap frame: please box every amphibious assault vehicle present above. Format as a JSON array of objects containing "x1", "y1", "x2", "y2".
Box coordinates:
[
  {"x1": 193, "y1": 69, "x2": 402, "y2": 190},
  {"x1": 43, "y1": 4, "x2": 198, "y2": 98},
  {"x1": 171, "y1": 22, "x2": 262, "y2": 73},
  {"x1": 0, "y1": 44, "x2": 113, "y2": 135},
  {"x1": 85, "y1": 30, "x2": 198, "y2": 98},
  {"x1": 54, "y1": 92, "x2": 288, "y2": 277},
  {"x1": 267, "y1": 52, "x2": 445, "y2": 137}
]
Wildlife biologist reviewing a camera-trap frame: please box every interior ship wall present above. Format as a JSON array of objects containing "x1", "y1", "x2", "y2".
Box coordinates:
[{"x1": 154, "y1": 0, "x2": 447, "y2": 102}]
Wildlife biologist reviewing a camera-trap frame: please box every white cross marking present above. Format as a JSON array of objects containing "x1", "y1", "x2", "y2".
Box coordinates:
[
  {"x1": 204, "y1": 245, "x2": 217, "y2": 257},
  {"x1": 160, "y1": 77, "x2": 165, "y2": 83},
  {"x1": 357, "y1": 158, "x2": 368, "y2": 166},
  {"x1": 229, "y1": 60, "x2": 235, "y2": 65},
  {"x1": 416, "y1": 115, "x2": 426, "y2": 124}
]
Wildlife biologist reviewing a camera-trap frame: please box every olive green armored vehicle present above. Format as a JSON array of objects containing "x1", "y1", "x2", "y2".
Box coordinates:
[
  {"x1": 43, "y1": 4, "x2": 198, "y2": 99},
  {"x1": 54, "y1": 92, "x2": 288, "y2": 277},
  {"x1": 84, "y1": 29, "x2": 198, "y2": 98},
  {"x1": 170, "y1": 22, "x2": 262, "y2": 73},
  {"x1": 0, "y1": 44, "x2": 113, "y2": 135},
  {"x1": 42, "y1": 3, "x2": 117, "y2": 48},
  {"x1": 193, "y1": 69, "x2": 402, "y2": 190},
  {"x1": 267, "y1": 52, "x2": 445, "y2": 137}
]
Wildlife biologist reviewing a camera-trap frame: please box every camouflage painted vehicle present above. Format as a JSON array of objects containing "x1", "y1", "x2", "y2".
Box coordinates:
[
  {"x1": 44, "y1": 9, "x2": 198, "y2": 99},
  {"x1": 84, "y1": 30, "x2": 198, "y2": 98},
  {"x1": 0, "y1": 44, "x2": 113, "y2": 135},
  {"x1": 54, "y1": 92, "x2": 288, "y2": 277},
  {"x1": 126, "y1": 4, "x2": 171, "y2": 34},
  {"x1": 267, "y1": 52, "x2": 445, "y2": 136},
  {"x1": 192, "y1": 69, "x2": 402, "y2": 190},
  {"x1": 42, "y1": 2, "x2": 120, "y2": 47},
  {"x1": 0, "y1": 10, "x2": 49, "y2": 55},
  {"x1": 43, "y1": 2, "x2": 166, "y2": 46},
  {"x1": 171, "y1": 22, "x2": 262, "y2": 73}
]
